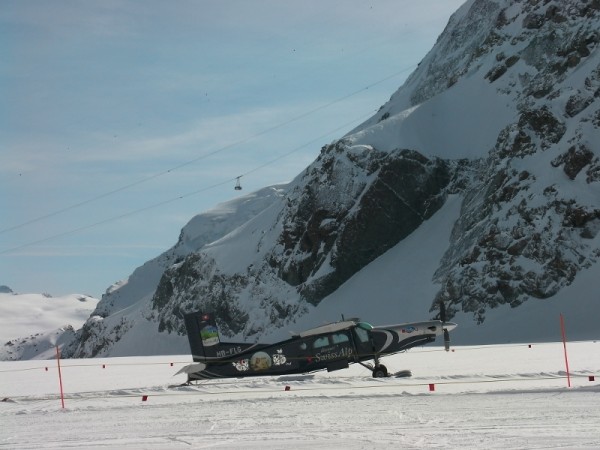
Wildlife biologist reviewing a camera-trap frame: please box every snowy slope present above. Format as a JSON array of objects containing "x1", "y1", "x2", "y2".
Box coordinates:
[
  {"x1": 0, "y1": 292, "x2": 98, "y2": 360},
  {"x1": 93, "y1": 184, "x2": 288, "y2": 319},
  {"x1": 0, "y1": 292, "x2": 98, "y2": 343}
]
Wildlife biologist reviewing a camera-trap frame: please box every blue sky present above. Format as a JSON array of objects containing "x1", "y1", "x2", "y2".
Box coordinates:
[{"x1": 1, "y1": 0, "x2": 465, "y2": 298}]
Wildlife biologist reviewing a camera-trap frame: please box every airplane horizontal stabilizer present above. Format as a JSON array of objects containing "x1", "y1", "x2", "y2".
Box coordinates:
[{"x1": 174, "y1": 362, "x2": 206, "y2": 376}]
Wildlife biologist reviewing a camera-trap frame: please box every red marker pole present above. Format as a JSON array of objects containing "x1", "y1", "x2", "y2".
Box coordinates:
[
  {"x1": 560, "y1": 314, "x2": 571, "y2": 388},
  {"x1": 56, "y1": 346, "x2": 65, "y2": 408}
]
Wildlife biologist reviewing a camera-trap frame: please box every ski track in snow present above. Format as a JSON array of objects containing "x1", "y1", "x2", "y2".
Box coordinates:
[{"x1": 2, "y1": 342, "x2": 599, "y2": 449}]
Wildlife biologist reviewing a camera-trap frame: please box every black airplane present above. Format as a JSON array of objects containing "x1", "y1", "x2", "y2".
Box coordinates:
[{"x1": 177, "y1": 309, "x2": 457, "y2": 381}]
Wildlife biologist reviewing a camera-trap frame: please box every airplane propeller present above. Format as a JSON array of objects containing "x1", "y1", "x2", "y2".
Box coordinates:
[{"x1": 439, "y1": 300, "x2": 451, "y2": 352}]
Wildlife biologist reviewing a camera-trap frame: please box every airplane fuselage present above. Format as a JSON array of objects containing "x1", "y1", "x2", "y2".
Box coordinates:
[{"x1": 181, "y1": 313, "x2": 456, "y2": 380}]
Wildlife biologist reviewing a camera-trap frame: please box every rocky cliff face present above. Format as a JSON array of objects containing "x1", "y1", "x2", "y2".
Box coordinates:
[
  {"x1": 430, "y1": 0, "x2": 600, "y2": 323},
  {"x1": 274, "y1": 144, "x2": 452, "y2": 304},
  {"x1": 62, "y1": 0, "x2": 599, "y2": 357}
]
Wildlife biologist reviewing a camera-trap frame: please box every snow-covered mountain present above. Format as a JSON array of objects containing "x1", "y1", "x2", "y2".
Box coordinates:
[
  {"x1": 6, "y1": 0, "x2": 599, "y2": 360},
  {"x1": 0, "y1": 285, "x2": 13, "y2": 294},
  {"x1": 0, "y1": 291, "x2": 98, "y2": 360}
]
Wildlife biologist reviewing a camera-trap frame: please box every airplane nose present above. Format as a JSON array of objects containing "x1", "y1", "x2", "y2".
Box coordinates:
[{"x1": 444, "y1": 322, "x2": 458, "y2": 331}]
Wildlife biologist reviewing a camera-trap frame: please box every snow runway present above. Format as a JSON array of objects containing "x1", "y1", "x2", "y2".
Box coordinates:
[{"x1": 2, "y1": 342, "x2": 599, "y2": 448}]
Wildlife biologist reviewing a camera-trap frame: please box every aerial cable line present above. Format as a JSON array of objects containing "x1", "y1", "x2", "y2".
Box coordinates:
[
  {"x1": 0, "y1": 63, "x2": 416, "y2": 236},
  {"x1": 0, "y1": 109, "x2": 376, "y2": 256},
  {"x1": 237, "y1": 108, "x2": 375, "y2": 180}
]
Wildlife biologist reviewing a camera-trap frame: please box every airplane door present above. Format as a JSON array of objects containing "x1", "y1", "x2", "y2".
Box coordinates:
[{"x1": 352, "y1": 322, "x2": 375, "y2": 358}]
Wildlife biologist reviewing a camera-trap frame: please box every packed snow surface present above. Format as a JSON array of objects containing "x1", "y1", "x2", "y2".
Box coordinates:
[{"x1": 1, "y1": 341, "x2": 599, "y2": 448}]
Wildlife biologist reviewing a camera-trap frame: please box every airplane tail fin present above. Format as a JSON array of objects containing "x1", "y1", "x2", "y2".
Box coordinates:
[
  {"x1": 183, "y1": 311, "x2": 257, "y2": 363},
  {"x1": 183, "y1": 311, "x2": 222, "y2": 361}
]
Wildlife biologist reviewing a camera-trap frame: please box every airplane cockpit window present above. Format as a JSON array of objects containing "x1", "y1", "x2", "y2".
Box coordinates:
[
  {"x1": 331, "y1": 333, "x2": 349, "y2": 344},
  {"x1": 299, "y1": 342, "x2": 307, "y2": 351},
  {"x1": 357, "y1": 322, "x2": 373, "y2": 330},
  {"x1": 354, "y1": 326, "x2": 370, "y2": 343},
  {"x1": 313, "y1": 337, "x2": 329, "y2": 348}
]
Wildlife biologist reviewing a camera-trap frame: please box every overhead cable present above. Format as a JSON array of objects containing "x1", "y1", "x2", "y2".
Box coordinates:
[
  {"x1": 0, "y1": 109, "x2": 376, "y2": 255},
  {"x1": 0, "y1": 64, "x2": 415, "y2": 236}
]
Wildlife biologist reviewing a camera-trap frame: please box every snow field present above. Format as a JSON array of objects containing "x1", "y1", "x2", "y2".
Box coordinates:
[
  {"x1": 2, "y1": 342, "x2": 599, "y2": 448},
  {"x1": 0, "y1": 293, "x2": 98, "y2": 345}
]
